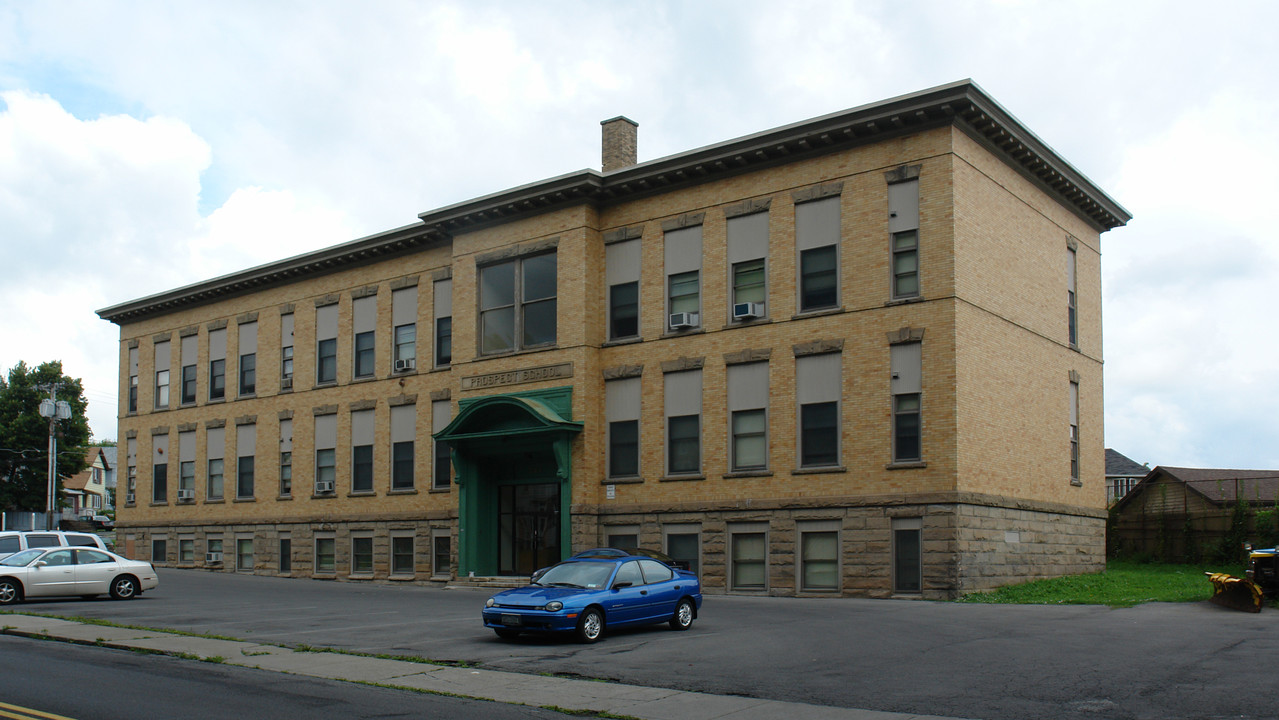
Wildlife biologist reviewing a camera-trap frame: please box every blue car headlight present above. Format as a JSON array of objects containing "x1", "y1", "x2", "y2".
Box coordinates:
[
  {"x1": 544, "y1": 601, "x2": 563, "y2": 612},
  {"x1": 485, "y1": 598, "x2": 496, "y2": 608}
]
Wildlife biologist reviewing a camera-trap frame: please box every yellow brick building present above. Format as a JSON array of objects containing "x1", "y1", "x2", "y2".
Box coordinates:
[{"x1": 98, "y1": 81, "x2": 1129, "y2": 598}]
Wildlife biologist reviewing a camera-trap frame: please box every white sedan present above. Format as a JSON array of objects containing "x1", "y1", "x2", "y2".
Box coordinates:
[{"x1": 0, "y1": 547, "x2": 158, "y2": 604}]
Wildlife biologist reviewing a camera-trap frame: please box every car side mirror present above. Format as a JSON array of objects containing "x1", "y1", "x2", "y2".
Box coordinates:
[
  {"x1": 34, "y1": 561, "x2": 47, "y2": 568},
  {"x1": 612, "y1": 581, "x2": 632, "y2": 589}
]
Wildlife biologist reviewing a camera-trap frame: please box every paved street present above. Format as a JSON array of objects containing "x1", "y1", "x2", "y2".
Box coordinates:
[{"x1": 6, "y1": 568, "x2": 1278, "y2": 720}]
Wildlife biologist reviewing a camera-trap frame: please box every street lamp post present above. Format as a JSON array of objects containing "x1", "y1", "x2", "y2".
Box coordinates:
[{"x1": 38, "y1": 387, "x2": 71, "y2": 531}]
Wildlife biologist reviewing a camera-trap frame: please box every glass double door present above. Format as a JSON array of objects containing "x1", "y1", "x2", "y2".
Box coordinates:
[{"x1": 498, "y1": 482, "x2": 560, "y2": 576}]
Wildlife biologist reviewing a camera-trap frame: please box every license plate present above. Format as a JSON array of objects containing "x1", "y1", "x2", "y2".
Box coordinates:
[{"x1": 501, "y1": 614, "x2": 521, "y2": 627}]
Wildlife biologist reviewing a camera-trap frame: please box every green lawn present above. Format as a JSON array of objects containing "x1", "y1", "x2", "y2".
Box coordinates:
[{"x1": 956, "y1": 561, "x2": 1253, "y2": 608}]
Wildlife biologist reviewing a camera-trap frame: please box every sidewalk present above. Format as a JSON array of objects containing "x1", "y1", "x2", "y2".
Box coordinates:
[{"x1": 1, "y1": 613, "x2": 966, "y2": 720}]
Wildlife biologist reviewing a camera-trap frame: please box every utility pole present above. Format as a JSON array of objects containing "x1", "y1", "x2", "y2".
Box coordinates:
[{"x1": 37, "y1": 383, "x2": 71, "y2": 531}]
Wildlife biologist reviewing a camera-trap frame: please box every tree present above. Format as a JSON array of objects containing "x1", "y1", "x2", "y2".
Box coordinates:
[{"x1": 0, "y1": 361, "x2": 91, "y2": 511}]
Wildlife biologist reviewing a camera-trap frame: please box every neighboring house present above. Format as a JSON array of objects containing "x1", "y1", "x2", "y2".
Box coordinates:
[
  {"x1": 100, "y1": 446, "x2": 118, "y2": 512},
  {"x1": 1105, "y1": 448, "x2": 1147, "y2": 505},
  {"x1": 62, "y1": 448, "x2": 111, "y2": 517},
  {"x1": 97, "y1": 80, "x2": 1129, "y2": 599},
  {"x1": 1110, "y1": 466, "x2": 1279, "y2": 560}
]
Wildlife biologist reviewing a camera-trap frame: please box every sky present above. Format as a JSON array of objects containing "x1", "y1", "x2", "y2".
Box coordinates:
[{"x1": 1, "y1": 0, "x2": 1276, "y2": 470}]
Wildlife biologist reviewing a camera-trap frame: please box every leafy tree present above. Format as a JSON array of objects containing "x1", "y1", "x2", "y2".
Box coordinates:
[{"x1": 0, "y1": 361, "x2": 91, "y2": 511}]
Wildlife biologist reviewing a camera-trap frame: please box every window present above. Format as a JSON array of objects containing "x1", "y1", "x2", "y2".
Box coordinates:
[
  {"x1": 664, "y1": 225, "x2": 702, "y2": 330},
  {"x1": 606, "y1": 377, "x2": 640, "y2": 479},
  {"x1": 316, "y1": 303, "x2": 338, "y2": 384},
  {"x1": 179, "y1": 538, "x2": 194, "y2": 563},
  {"x1": 797, "y1": 353, "x2": 841, "y2": 468},
  {"x1": 727, "y1": 211, "x2": 768, "y2": 320},
  {"x1": 126, "y1": 438, "x2": 137, "y2": 504},
  {"x1": 128, "y1": 347, "x2": 139, "y2": 413},
  {"x1": 607, "y1": 528, "x2": 638, "y2": 549},
  {"x1": 1070, "y1": 379, "x2": 1080, "y2": 484},
  {"x1": 178, "y1": 430, "x2": 195, "y2": 500},
  {"x1": 152, "y1": 462, "x2": 167, "y2": 503},
  {"x1": 353, "y1": 295, "x2": 376, "y2": 379},
  {"x1": 606, "y1": 238, "x2": 640, "y2": 340},
  {"x1": 236, "y1": 537, "x2": 253, "y2": 572},
  {"x1": 796, "y1": 196, "x2": 840, "y2": 312},
  {"x1": 892, "y1": 517, "x2": 922, "y2": 594},
  {"x1": 730, "y1": 527, "x2": 767, "y2": 591},
  {"x1": 315, "y1": 413, "x2": 337, "y2": 494},
  {"x1": 392, "y1": 286, "x2": 417, "y2": 371},
  {"x1": 315, "y1": 536, "x2": 335, "y2": 573},
  {"x1": 352, "y1": 535, "x2": 374, "y2": 574},
  {"x1": 799, "y1": 523, "x2": 840, "y2": 592},
  {"x1": 392, "y1": 535, "x2": 415, "y2": 575},
  {"x1": 391, "y1": 404, "x2": 415, "y2": 490},
  {"x1": 281, "y1": 313, "x2": 294, "y2": 382},
  {"x1": 665, "y1": 370, "x2": 701, "y2": 476},
  {"x1": 351, "y1": 410, "x2": 374, "y2": 493},
  {"x1": 151, "y1": 538, "x2": 167, "y2": 563},
  {"x1": 154, "y1": 340, "x2": 170, "y2": 409},
  {"x1": 727, "y1": 363, "x2": 768, "y2": 472},
  {"x1": 206, "y1": 425, "x2": 224, "y2": 500},
  {"x1": 209, "y1": 328, "x2": 226, "y2": 401},
  {"x1": 434, "y1": 278, "x2": 452, "y2": 367},
  {"x1": 180, "y1": 333, "x2": 198, "y2": 405},
  {"x1": 432, "y1": 400, "x2": 451, "y2": 490},
  {"x1": 891, "y1": 341, "x2": 923, "y2": 463},
  {"x1": 207, "y1": 538, "x2": 223, "y2": 562},
  {"x1": 432, "y1": 532, "x2": 451, "y2": 578},
  {"x1": 888, "y1": 178, "x2": 920, "y2": 299},
  {"x1": 665, "y1": 526, "x2": 700, "y2": 575},
  {"x1": 279, "y1": 418, "x2": 292, "y2": 497},
  {"x1": 238, "y1": 321, "x2": 257, "y2": 396},
  {"x1": 279, "y1": 535, "x2": 292, "y2": 572},
  {"x1": 1067, "y1": 245, "x2": 1078, "y2": 347},
  {"x1": 236, "y1": 424, "x2": 255, "y2": 499},
  {"x1": 207, "y1": 458, "x2": 224, "y2": 500},
  {"x1": 479, "y1": 253, "x2": 557, "y2": 354}
]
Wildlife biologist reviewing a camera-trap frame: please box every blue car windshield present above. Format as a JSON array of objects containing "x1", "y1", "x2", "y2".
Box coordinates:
[{"x1": 535, "y1": 561, "x2": 614, "y2": 589}]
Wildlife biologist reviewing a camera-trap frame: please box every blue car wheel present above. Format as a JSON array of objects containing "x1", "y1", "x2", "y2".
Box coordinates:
[
  {"x1": 670, "y1": 598, "x2": 695, "y2": 630},
  {"x1": 576, "y1": 607, "x2": 604, "y2": 643}
]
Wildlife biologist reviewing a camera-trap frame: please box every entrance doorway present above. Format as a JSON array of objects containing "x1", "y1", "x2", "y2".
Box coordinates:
[{"x1": 498, "y1": 483, "x2": 560, "y2": 575}]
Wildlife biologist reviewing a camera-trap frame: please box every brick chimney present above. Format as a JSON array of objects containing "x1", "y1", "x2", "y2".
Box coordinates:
[{"x1": 601, "y1": 116, "x2": 638, "y2": 173}]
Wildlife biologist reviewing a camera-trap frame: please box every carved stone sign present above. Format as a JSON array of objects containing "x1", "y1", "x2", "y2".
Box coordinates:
[{"x1": 461, "y1": 362, "x2": 574, "y2": 391}]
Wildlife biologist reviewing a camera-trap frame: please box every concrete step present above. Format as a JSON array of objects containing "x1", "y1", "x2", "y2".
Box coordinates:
[{"x1": 446, "y1": 576, "x2": 529, "y2": 590}]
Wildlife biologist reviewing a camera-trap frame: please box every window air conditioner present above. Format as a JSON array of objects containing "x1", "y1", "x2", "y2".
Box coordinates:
[
  {"x1": 177, "y1": 488, "x2": 194, "y2": 501},
  {"x1": 732, "y1": 302, "x2": 764, "y2": 320},
  {"x1": 316, "y1": 481, "x2": 335, "y2": 494},
  {"x1": 668, "y1": 312, "x2": 699, "y2": 329},
  {"x1": 205, "y1": 552, "x2": 223, "y2": 564},
  {"x1": 126, "y1": 493, "x2": 136, "y2": 504},
  {"x1": 281, "y1": 376, "x2": 293, "y2": 389},
  {"x1": 394, "y1": 358, "x2": 416, "y2": 372}
]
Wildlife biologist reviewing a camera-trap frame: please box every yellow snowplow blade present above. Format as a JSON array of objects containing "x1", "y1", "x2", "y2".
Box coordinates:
[{"x1": 1205, "y1": 572, "x2": 1262, "y2": 613}]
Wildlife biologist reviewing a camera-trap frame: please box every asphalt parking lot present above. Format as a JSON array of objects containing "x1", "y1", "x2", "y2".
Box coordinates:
[{"x1": 6, "y1": 568, "x2": 1277, "y2": 720}]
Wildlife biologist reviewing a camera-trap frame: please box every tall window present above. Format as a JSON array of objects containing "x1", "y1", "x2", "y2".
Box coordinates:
[
  {"x1": 180, "y1": 334, "x2": 197, "y2": 405},
  {"x1": 351, "y1": 410, "x2": 374, "y2": 493},
  {"x1": 892, "y1": 517, "x2": 922, "y2": 594},
  {"x1": 606, "y1": 377, "x2": 640, "y2": 479},
  {"x1": 664, "y1": 225, "x2": 702, "y2": 330},
  {"x1": 352, "y1": 535, "x2": 374, "y2": 574},
  {"x1": 1070, "y1": 379, "x2": 1080, "y2": 484},
  {"x1": 238, "y1": 321, "x2": 257, "y2": 396},
  {"x1": 797, "y1": 353, "x2": 841, "y2": 468},
  {"x1": 125, "y1": 438, "x2": 137, "y2": 504},
  {"x1": 434, "y1": 278, "x2": 452, "y2": 367},
  {"x1": 154, "y1": 340, "x2": 170, "y2": 409},
  {"x1": 315, "y1": 536, "x2": 336, "y2": 573},
  {"x1": 664, "y1": 370, "x2": 702, "y2": 476},
  {"x1": 432, "y1": 533, "x2": 451, "y2": 578},
  {"x1": 392, "y1": 286, "x2": 417, "y2": 371},
  {"x1": 730, "y1": 526, "x2": 767, "y2": 591},
  {"x1": 128, "y1": 346, "x2": 139, "y2": 412},
  {"x1": 727, "y1": 363, "x2": 768, "y2": 472},
  {"x1": 280, "y1": 313, "x2": 294, "y2": 385},
  {"x1": 796, "y1": 196, "x2": 840, "y2": 312},
  {"x1": 279, "y1": 418, "x2": 292, "y2": 497},
  {"x1": 665, "y1": 526, "x2": 700, "y2": 576},
  {"x1": 208, "y1": 328, "x2": 226, "y2": 401},
  {"x1": 391, "y1": 535, "x2": 415, "y2": 575},
  {"x1": 891, "y1": 341, "x2": 923, "y2": 463},
  {"x1": 236, "y1": 538, "x2": 253, "y2": 572},
  {"x1": 799, "y1": 522, "x2": 840, "y2": 592},
  {"x1": 236, "y1": 424, "x2": 255, "y2": 499},
  {"x1": 606, "y1": 238, "x2": 640, "y2": 340},
  {"x1": 353, "y1": 295, "x2": 376, "y2": 379},
  {"x1": 152, "y1": 434, "x2": 168, "y2": 503},
  {"x1": 316, "y1": 303, "x2": 338, "y2": 384},
  {"x1": 1067, "y1": 245, "x2": 1078, "y2": 347},
  {"x1": 479, "y1": 253, "x2": 557, "y2": 354},
  {"x1": 888, "y1": 178, "x2": 920, "y2": 299},
  {"x1": 279, "y1": 535, "x2": 292, "y2": 572},
  {"x1": 432, "y1": 400, "x2": 452, "y2": 490},
  {"x1": 315, "y1": 414, "x2": 336, "y2": 494},
  {"x1": 391, "y1": 404, "x2": 415, "y2": 490},
  {"x1": 206, "y1": 426, "x2": 224, "y2": 500},
  {"x1": 178, "y1": 430, "x2": 195, "y2": 501},
  {"x1": 727, "y1": 211, "x2": 768, "y2": 321}
]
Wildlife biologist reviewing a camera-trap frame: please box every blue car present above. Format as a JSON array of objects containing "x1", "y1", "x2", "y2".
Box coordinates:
[{"x1": 483, "y1": 556, "x2": 702, "y2": 643}]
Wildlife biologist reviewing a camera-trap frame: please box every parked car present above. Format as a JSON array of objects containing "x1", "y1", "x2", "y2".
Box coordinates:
[
  {"x1": 484, "y1": 555, "x2": 702, "y2": 643},
  {"x1": 0, "y1": 547, "x2": 158, "y2": 604},
  {"x1": 90, "y1": 515, "x2": 115, "y2": 530},
  {"x1": 0, "y1": 530, "x2": 111, "y2": 560}
]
